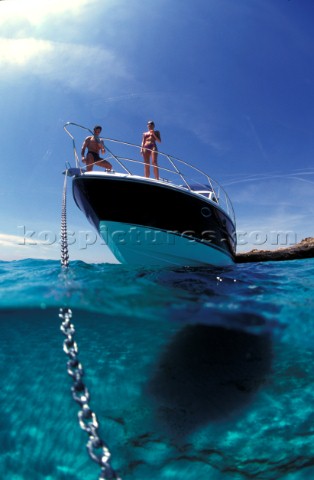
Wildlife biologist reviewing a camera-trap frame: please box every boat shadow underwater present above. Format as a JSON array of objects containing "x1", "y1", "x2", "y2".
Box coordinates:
[{"x1": 146, "y1": 316, "x2": 273, "y2": 439}]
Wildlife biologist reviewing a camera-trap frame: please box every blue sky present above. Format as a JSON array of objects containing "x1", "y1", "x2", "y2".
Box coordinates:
[{"x1": 0, "y1": 0, "x2": 314, "y2": 263}]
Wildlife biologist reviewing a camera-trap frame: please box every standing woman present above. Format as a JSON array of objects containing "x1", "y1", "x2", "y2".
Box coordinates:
[{"x1": 141, "y1": 121, "x2": 161, "y2": 180}]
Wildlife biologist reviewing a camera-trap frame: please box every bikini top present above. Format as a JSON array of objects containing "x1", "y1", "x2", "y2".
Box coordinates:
[{"x1": 143, "y1": 131, "x2": 160, "y2": 145}]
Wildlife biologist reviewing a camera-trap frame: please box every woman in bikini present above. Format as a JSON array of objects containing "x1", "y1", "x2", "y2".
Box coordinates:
[{"x1": 141, "y1": 121, "x2": 161, "y2": 180}]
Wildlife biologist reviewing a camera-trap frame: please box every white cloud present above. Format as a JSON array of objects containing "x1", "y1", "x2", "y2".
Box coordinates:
[
  {"x1": 0, "y1": 0, "x2": 92, "y2": 26},
  {"x1": 0, "y1": 232, "x2": 118, "y2": 262},
  {"x1": 0, "y1": 0, "x2": 130, "y2": 94},
  {"x1": 0, "y1": 38, "x2": 53, "y2": 66},
  {"x1": 0, "y1": 232, "x2": 55, "y2": 247},
  {"x1": 0, "y1": 233, "x2": 25, "y2": 246},
  {"x1": 0, "y1": 232, "x2": 60, "y2": 261},
  {"x1": 0, "y1": 37, "x2": 131, "y2": 92}
]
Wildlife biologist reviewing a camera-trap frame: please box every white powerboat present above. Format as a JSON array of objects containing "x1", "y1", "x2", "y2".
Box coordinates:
[{"x1": 64, "y1": 122, "x2": 236, "y2": 267}]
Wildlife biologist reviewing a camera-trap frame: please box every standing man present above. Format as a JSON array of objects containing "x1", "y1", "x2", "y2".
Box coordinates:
[{"x1": 81, "y1": 125, "x2": 112, "y2": 172}]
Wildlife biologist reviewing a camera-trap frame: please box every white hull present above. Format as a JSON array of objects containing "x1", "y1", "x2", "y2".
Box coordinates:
[{"x1": 99, "y1": 221, "x2": 234, "y2": 267}]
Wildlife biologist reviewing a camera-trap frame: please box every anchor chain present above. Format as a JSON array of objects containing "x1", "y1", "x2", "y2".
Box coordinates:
[
  {"x1": 61, "y1": 172, "x2": 69, "y2": 268},
  {"x1": 59, "y1": 308, "x2": 121, "y2": 480},
  {"x1": 59, "y1": 172, "x2": 121, "y2": 479}
]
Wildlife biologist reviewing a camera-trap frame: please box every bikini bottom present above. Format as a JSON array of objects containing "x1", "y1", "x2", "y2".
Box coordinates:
[{"x1": 143, "y1": 144, "x2": 157, "y2": 152}]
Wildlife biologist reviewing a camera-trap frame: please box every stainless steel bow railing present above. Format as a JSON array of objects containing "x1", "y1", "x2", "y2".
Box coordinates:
[{"x1": 64, "y1": 122, "x2": 236, "y2": 224}]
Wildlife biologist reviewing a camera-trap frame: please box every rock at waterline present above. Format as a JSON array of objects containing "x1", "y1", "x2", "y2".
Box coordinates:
[{"x1": 235, "y1": 237, "x2": 314, "y2": 263}]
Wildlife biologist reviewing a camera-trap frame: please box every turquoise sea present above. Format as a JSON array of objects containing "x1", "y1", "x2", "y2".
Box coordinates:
[{"x1": 0, "y1": 258, "x2": 314, "y2": 480}]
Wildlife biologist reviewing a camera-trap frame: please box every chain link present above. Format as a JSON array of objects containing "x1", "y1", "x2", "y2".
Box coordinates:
[{"x1": 59, "y1": 308, "x2": 122, "y2": 480}]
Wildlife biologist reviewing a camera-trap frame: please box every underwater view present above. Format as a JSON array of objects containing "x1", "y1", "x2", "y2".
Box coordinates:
[{"x1": 0, "y1": 258, "x2": 313, "y2": 479}]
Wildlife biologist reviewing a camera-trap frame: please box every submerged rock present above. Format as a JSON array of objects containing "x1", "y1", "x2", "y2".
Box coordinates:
[{"x1": 236, "y1": 237, "x2": 314, "y2": 263}]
